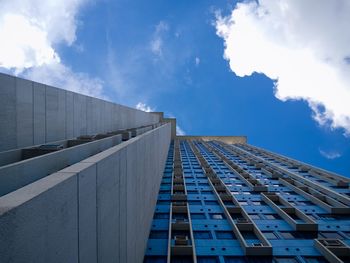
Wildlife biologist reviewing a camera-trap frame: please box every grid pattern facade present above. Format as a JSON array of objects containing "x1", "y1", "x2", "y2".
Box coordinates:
[{"x1": 144, "y1": 140, "x2": 350, "y2": 263}]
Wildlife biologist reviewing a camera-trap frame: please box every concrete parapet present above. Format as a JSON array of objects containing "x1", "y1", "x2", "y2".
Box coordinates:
[
  {"x1": 0, "y1": 73, "x2": 160, "y2": 152},
  {"x1": 0, "y1": 134, "x2": 122, "y2": 196},
  {"x1": 0, "y1": 123, "x2": 171, "y2": 263}
]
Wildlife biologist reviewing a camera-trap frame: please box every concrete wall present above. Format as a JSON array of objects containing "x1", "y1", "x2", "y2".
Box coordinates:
[
  {"x1": 0, "y1": 134, "x2": 122, "y2": 197},
  {"x1": 0, "y1": 123, "x2": 171, "y2": 263},
  {"x1": 0, "y1": 73, "x2": 160, "y2": 152}
]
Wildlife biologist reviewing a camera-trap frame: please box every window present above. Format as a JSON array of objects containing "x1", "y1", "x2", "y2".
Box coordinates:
[
  {"x1": 239, "y1": 201, "x2": 248, "y2": 205},
  {"x1": 172, "y1": 256, "x2": 193, "y2": 263},
  {"x1": 210, "y1": 213, "x2": 225, "y2": 220},
  {"x1": 279, "y1": 232, "x2": 294, "y2": 239},
  {"x1": 193, "y1": 231, "x2": 212, "y2": 239},
  {"x1": 188, "y1": 200, "x2": 202, "y2": 205},
  {"x1": 241, "y1": 231, "x2": 258, "y2": 240},
  {"x1": 273, "y1": 257, "x2": 298, "y2": 263},
  {"x1": 280, "y1": 231, "x2": 317, "y2": 239},
  {"x1": 263, "y1": 232, "x2": 278, "y2": 239},
  {"x1": 205, "y1": 200, "x2": 219, "y2": 206},
  {"x1": 317, "y1": 214, "x2": 336, "y2": 220},
  {"x1": 225, "y1": 256, "x2": 272, "y2": 263},
  {"x1": 149, "y1": 230, "x2": 168, "y2": 239},
  {"x1": 216, "y1": 231, "x2": 235, "y2": 239},
  {"x1": 191, "y1": 213, "x2": 206, "y2": 219},
  {"x1": 173, "y1": 213, "x2": 188, "y2": 220},
  {"x1": 298, "y1": 201, "x2": 314, "y2": 206},
  {"x1": 319, "y1": 232, "x2": 343, "y2": 239},
  {"x1": 157, "y1": 200, "x2": 170, "y2": 205},
  {"x1": 249, "y1": 214, "x2": 261, "y2": 220},
  {"x1": 144, "y1": 256, "x2": 167, "y2": 263},
  {"x1": 265, "y1": 214, "x2": 281, "y2": 220},
  {"x1": 197, "y1": 256, "x2": 219, "y2": 263},
  {"x1": 154, "y1": 213, "x2": 169, "y2": 219},
  {"x1": 223, "y1": 200, "x2": 235, "y2": 206},
  {"x1": 303, "y1": 257, "x2": 328, "y2": 263}
]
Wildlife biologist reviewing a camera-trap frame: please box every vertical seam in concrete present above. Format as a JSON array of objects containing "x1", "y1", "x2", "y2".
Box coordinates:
[
  {"x1": 85, "y1": 97, "x2": 88, "y2": 135},
  {"x1": 65, "y1": 90, "x2": 67, "y2": 140},
  {"x1": 32, "y1": 81, "x2": 34, "y2": 146},
  {"x1": 125, "y1": 149, "x2": 128, "y2": 263},
  {"x1": 118, "y1": 155, "x2": 121, "y2": 263},
  {"x1": 77, "y1": 172, "x2": 80, "y2": 263},
  {"x1": 95, "y1": 163, "x2": 99, "y2": 263},
  {"x1": 14, "y1": 77, "x2": 18, "y2": 149},
  {"x1": 73, "y1": 94, "x2": 75, "y2": 138},
  {"x1": 44, "y1": 85, "x2": 47, "y2": 143}
]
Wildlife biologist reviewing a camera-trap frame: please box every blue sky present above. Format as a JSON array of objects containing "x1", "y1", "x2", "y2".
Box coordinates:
[{"x1": 0, "y1": 0, "x2": 349, "y2": 176}]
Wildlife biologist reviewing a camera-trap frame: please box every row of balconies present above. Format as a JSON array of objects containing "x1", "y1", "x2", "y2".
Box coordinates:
[{"x1": 168, "y1": 140, "x2": 196, "y2": 262}]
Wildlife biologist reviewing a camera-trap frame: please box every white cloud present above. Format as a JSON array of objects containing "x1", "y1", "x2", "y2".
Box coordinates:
[
  {"x1": 135, "y1": 102, "x2": 155, "y2": 112},
  {"x1": 216, "y1": 0, "x2": 350, "y2": 134},
  {"x1": 319, "y1": 149, "x2": 341, "y2": 160},
  {"x1": 176, "y1": 125, "x2": 186, "y2": 136},
  {"x1": 195, "y1": 57, "x2": 200, "y2": 66},
  {"x1": 150, "y1": 21, "x2": 169, "y2": 56},
  {"x1": 0, "y1": 0, "x2": 104, "y2": 97}
]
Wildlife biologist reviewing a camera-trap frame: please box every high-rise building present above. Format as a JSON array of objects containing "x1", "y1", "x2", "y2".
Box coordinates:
[
  {"x1": 144, "y1": 139, "x2": 350, "y2": 263},
  {"x1": 0, "y1": 73, "x2": 349, "y2": 263}
]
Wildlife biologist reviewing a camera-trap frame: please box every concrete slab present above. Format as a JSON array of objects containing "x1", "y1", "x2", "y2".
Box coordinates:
[
  {"x1": 65, "y1": 91, "x2": 74, "y2": 139},
  {"x1": 0, "y1": 74, "x2": 16, "y2": 151},
  {"x1": 33, "y1": 82, "x2": 46, "y2": 145},
  {"x1": 96, "y1": 152, "x2": 119, "y2": 263},
  {"x1": 0, "y1": 171, "x2": 78, "y2": 263},
  {"x1": 16, "y1": 78, "x2": 33, "y2": 148}
]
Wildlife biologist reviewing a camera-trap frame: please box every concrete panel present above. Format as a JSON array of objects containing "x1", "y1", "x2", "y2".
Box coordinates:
[
  {"x1": 119, "y1": 147, "x2": 127, "y2": 262},
  {"x1": 0, "y1": 74, "x2": 16, "y2": 151},
  {"x1": 96, "y1": 99, "x2": 105, "y2": 135},
  {"x1": 33, "y1": 82, "x2": 46, "y2": 145},
  {"x1": 104, "y1": 101, "x2": 113, "y2": 133},
  {"x1": 65, "y1": 91, "x2": 74, "y2": 139},
  {"x1": 45, "y1": 86, "x2": 60, "y2": 142},
  {"x1": 16, "y1": 78, "x2": 33, "y2": 148},
  {"x1": 73, "y1": 94, "x2": 87, "y2": 137},
  {"x1": 136, "y1": 136, "x2": 146, "y2": 261},
  {"x1": 0, "y1": 148, "x2": 22, "y2": 166},
  {"x1": 96, "y1": 152, "x2": 119, "y2": 263},
  {"x1": 111, "y1": 104, "x2": 118, "y2": 131},
  {"x1": 0, "y1": 172, "x2": 79, "y2": 263},
  {"x1": 57, "y1": 88, "x2": 66, "y2": 140},
  {"x1": 60, "y1": 163, "x2": 97, "y2": 263},
  {"x1": 126, "y1": 139, "x2": 138, "y2": 263},
  {"x1": 87, "y1": 97, "x2": 99, "y2": 135}
]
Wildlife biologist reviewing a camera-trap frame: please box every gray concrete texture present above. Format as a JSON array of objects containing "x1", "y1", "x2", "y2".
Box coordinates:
[
  {"x1": 0, "y1": 73, "x2": 160, "y2": 152},
  {"x1": 0, "y1": 123, "x2": 171, "y2": 263},
  {"x1": 0, "y1": 134, "x2": 122, "y2": 196}
]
